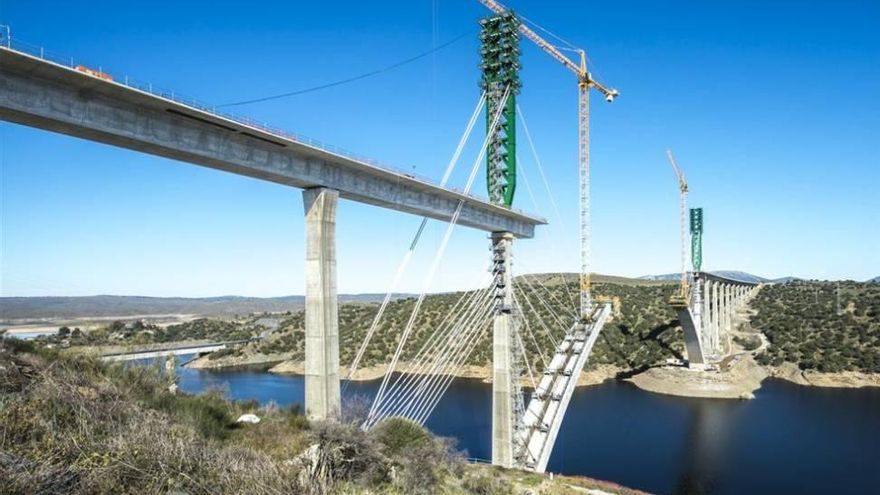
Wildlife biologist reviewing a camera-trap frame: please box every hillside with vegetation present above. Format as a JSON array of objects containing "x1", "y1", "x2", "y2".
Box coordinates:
[
  {"x1": 28, "y1": 274, "x2": 689, "y2": 376},
  {"x1": 0, "y1": 340, "x2": 645, "y2": 495},
  {"x1": 751, "y1": 281, "x2": 880, "y2": 373},
  {"x1": 185, "y1": 274, "x2": 686, "y2": 376}
]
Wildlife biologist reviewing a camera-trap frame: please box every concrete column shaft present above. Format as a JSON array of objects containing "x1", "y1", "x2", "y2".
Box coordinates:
[
  {"x1": 702, "y1": 280, "x2": 711, "y2": 348},
  {"x1": 303, "y1": 188, "x2": 341, "y2": 420},
  {"x1": 724, "y1": 285, "x2": 731, "y2": 345},
  {"x1": 729, "y1": 286, "x2": 734, "y2": 324},
  {"x1": 491, "y1": 232, "x2": 515, "y2": 468},
  {"x1": 712, "y1": 283, "x2": 720, "y2": 352},
  {"x1": 720, "y1": 284, "x2": 726, "y2": 333}
]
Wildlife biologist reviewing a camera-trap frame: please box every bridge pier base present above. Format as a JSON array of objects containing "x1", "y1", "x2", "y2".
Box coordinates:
[
  {"x1": 491, "y1": 232, "x2": 514, "y2": 468},
  {"x1": 303, "y1": 187, "x2": 341, "y2": 421}
]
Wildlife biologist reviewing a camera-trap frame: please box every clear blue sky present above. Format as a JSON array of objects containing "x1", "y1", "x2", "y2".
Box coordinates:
[{"x1": 1, "y1": 0, "x2": 878, "y2": 297}]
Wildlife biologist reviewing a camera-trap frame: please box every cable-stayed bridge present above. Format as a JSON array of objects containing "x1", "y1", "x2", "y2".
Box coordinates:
[{"x1": 1, "y1": 3, "x2": 620, "y2": 473}]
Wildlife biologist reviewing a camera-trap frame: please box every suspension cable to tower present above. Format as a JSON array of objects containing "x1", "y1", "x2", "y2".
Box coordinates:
[
  {"x1": 344, "y1": 92, "x2": 487, "y2": 389},
  {"x1": 367, "y1": 86, "x2": 513, "y2": 425}
]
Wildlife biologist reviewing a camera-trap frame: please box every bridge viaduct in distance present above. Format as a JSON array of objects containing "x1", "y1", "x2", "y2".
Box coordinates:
[{"x1": 678, "y1": 273, "x2": 760, "y2": 368}]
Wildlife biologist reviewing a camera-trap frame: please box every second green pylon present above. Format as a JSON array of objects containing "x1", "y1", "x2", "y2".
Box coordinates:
[
  {"x1": 690, "y1": 207, "x2": 703, "y2": 272},
  {"x1": 479, "y1": 12, "x2": 521, "y2": 208}
]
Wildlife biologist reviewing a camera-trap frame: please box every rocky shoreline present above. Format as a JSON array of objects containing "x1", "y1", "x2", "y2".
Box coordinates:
[
  {"x1": 626, "y1": 354, "x2": 768, "y2": 400},
  {"x1": 766, "y1": 362, "x2": 880, "y2": 389},
  {"x1": 187, "y1": 353, "x2": 622, "y2": 388},
  {"x1": 625, "y1": 358, "x2": 880, "y2": 400},
  {"x1": 268, "y1": 360, "x2": 622, "y2": 388},
  {"x1": 186, "y1": 352, "x2": 288, "y2": 370},
  {"x1": 186, "y1": 350, "x2": 879, "y2": 396}
]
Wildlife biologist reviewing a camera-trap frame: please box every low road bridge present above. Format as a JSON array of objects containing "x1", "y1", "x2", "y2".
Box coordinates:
[
  {"x1": 100, "y1": 339, "x2": 254, "y2": 362},
  {"x1": 677, "y1": 272, "x2": 760, "y2": 368}
]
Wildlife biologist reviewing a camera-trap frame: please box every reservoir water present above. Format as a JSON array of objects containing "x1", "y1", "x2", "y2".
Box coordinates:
[{"x1": 171, "y1": 356, "x2": 880, "y2": 494}]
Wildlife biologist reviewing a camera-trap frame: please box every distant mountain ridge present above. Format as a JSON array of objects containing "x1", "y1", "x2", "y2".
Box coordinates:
[
  {"x1": 0, "y1": 293, "x2": 403, "y2": 321},
  {"x1": 638, "y1": 271, "x2": 800, "y2": 284},
  {"x1": 868, "y1": 276, "x2": 880, "y2": 284},
  {"x1": 4, "y1": 271, "x2": 870, "y2": 320}
]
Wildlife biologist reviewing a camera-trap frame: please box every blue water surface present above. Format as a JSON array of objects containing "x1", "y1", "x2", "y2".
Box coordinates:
[{"x1": 168, "y1": 356, "x2": 880, "y2": 495}]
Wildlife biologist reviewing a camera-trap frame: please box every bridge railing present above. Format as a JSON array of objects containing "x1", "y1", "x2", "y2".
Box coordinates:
[{"x1": 0, "y1": 31, "x2": 537, "y2": 219}]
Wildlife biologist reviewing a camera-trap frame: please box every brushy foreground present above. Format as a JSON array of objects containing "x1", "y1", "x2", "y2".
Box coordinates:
[
  {"x1": 0, "y1": 339, "x2": 472, "y2": 495},
  {"x1": 0, "y1": 339, "x2": 646, "y2": 495}
]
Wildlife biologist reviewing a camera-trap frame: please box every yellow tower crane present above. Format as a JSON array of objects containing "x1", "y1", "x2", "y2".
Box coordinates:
[
  {"x1": 666, "y1": 150, "x2": 689, "y2": 308},
  {"x1": 477, "y1": 0, "x2": 618, "y2": 321}
]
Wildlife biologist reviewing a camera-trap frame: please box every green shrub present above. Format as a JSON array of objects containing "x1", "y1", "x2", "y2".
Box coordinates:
[
  {"x1": 373, "y1": 417, "x2": 431, "y2": 457},
  {"x1": 208, "y1": 346, "x2": 241, "y2": 360}
]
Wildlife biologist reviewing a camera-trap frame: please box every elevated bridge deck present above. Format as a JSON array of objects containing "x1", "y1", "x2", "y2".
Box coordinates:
[{"x1": 0, "y1": 45, "x2": 545, "y2": 238}]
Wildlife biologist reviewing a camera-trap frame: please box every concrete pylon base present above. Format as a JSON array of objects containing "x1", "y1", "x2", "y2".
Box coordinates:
[{"x1": 491, "y1": 232, "x2": 514, "y2": 468}]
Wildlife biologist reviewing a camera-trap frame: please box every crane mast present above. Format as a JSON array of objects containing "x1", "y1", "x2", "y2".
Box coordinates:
[
  {"x1": 477, "y1": 0, "x2": 618, "y2": 321},
  {"x1": 666, "y1": 150, "x2": 689, "y2": 306}
]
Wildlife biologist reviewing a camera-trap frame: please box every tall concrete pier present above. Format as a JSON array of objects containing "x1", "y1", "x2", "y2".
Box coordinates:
[
  {"x1": 303, "y1": 188, "x2": 340, "y2": 420},
  {"x1": 491, "y1": 232, "x2": 515, "y2": 468}
]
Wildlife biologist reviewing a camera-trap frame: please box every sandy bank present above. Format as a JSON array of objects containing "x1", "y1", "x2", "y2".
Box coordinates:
[
  {"x1": 627, "y1": 354, "x2": 768, "y2": 400},
  {"x1": 268, "y1": 360, "x2": 621, "y2": 388}
]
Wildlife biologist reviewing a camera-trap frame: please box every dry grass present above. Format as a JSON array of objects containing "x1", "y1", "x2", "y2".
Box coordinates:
[
  {"x1": 0, "y1": 340, "x2": 468, "y2": 495},
  {"x1": 0, "y1": 341, "x2": 302, "y2": 494}
]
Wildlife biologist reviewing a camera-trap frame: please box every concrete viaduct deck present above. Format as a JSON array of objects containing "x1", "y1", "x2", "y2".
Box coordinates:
[{"x1": 0, "y1": 47, "x2": 544, "y2": 238}]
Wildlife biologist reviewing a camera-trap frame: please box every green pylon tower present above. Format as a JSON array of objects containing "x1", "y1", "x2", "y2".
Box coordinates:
[
  {"x1": 479, "y1": 12, "x2": 521, "y2": 207},
  {"x1": 481, "y1": 11, "x2": 523, "y2": 469},
  {"x1": 690, "y1": 208, "x2": 703, "y2": 272}
]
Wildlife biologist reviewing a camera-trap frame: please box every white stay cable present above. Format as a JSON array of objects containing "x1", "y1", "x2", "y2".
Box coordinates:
[
  {"x1": 516, "y1": 150, "x2": 541, "y2": 214},
  {"x1": 402, "y1": 288, "x2": 495, "y2": 422},
  {"x1": 513, "y1": 282, "x2": 559, "y2": 349},
  {"x1": 517, "y1": 104, "x2": 564, "y2": 228},
  {"x1": 514, "y1": 321, "x2": 537, "y2": 390},
  {"x1": 370, "y1": 299, "x2": 491, "y2": 428},
  {"x1": 414, "y1": 307, "x2": 495, "y2": 425},
  {"x1": 413, "y1": 304, "x2": 495, "y2": 425},
  {"x1": 517, "y1": 274, "x2": 570, "y2": 332},
  {"x1": 368, "y1": 86, "x2": 512, "y2": 423},
  {"x1": 365, "y1": 278, "x2": 491, "y2": 424},
  {"x1": 369, "y1": 283, "x2": 494, "y2": 425},
  {"x1": 512, "y1": 289, "x2": 549, "y2": 370},
  {"x1": 521, "y1": 270, "x2": 579, "y2": 321},
  {"x1": 367, "y1": 284, "x2": 492, "y2": 424},
  {"x1": 346, "y1": 92, "x2": 487, "y2": 386},
  {"x1": 558, "y1": 273, "x2": 580, "y2": 320}
]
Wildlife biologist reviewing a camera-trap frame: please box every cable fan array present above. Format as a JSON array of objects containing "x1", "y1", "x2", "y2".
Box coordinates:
[{"x1": 346, "y1": 97, "x2": 590, "y2": 435}]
